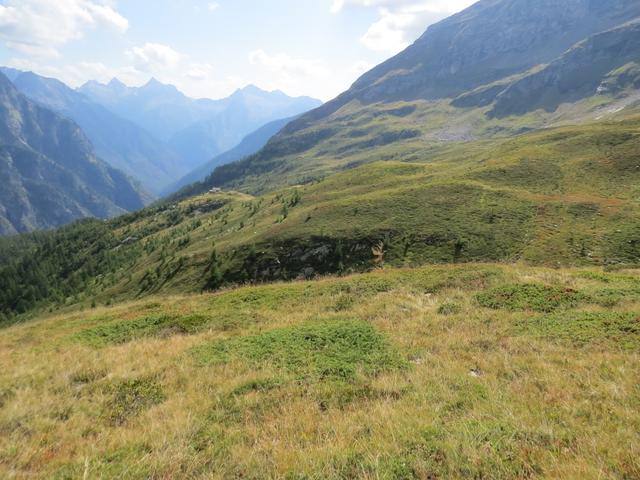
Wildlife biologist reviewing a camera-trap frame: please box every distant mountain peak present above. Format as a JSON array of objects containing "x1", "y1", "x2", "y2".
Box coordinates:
[
  {"x1": 0, "y1": 66, "x2": 23, "y2": 81},
  {"x1": 144, "y1": 77, "x2": 162, "y2": 87},
  {"x1": 143, "y1": 77, "x2": 172, "y2": 89},
  {"x1": 237, "y1": 84, "x2": 265, "y2": 93},
  {"x1": 140, "y1": 77, "x2": 182, "y2": 97},
  {"x1": 108, "y1": 77, "x2": 127, "y2": 89},
  {"x1": 229, "y1": 84, "x2": 270, "y2": 99},
  {"x1": 79, "y1": 79, "x2": 102, "y2": 89},
  {"x1": 78, "y1": 77, "x2": 130, "y2": 95},
  {"x1": 231, "y1": 84, "x2": 295, "y2": 101}
]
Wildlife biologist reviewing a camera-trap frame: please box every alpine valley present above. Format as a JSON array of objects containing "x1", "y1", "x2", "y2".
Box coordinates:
[{"x1": 0, "y1": 0, "x2": 639, "y2": 478}]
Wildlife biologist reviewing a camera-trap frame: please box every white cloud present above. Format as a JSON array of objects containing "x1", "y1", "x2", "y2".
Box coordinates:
[
  {"x1": 361, "y1": 8, "x2": 416, "y2": 52},
  {"x1": 330, "y1": 0, "x2": 345, "y2": 14},
  {"x1": 247, "y1": 49, "x2": 368, "y2": 100},
  {"x1": 186, "y1": 63, "x2": 216, "y2": 80},
  {"x1": 207, "y1": 2, "x2": 220, "y2": 11},
  {"x1": 249, "y1": 49, "x2": 328, "y2": 80},
  {"x1": 331, "y1": 0, "x2": 476, "y2": 54},
  {"x1": 331, "y1": 0, "x2": 474, "y2": 14},
  {"x1": 126, "y1": 43, "x2": 182, "y2": 72},
  {"x1": 0, "y1": 0, "x2": 128, "y2": 58},
  {"x1": 87, "y1": 3, "x2": 129, "y2": 31}
]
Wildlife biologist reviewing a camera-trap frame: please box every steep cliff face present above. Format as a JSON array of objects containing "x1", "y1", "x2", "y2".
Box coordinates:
[{"x1": 0, "y1": 73, "x2": 149, "y2": 235}]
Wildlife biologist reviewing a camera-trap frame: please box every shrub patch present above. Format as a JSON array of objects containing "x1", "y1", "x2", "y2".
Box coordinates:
[
  {"x1": 476, "y1": 284, "x2": 583, "y2": 312},
  {"x1": 191, "y1": 319, "x2": 406, "y2": 381},
  {"x1": 75, "y1": 313, "x2": 211, "y2": 346},
  {"x1": 516, "y1": 312, "x2": 640, "y2": 349},
  {"x1": 438, "y1": 302, "x2": 462, "y2": 315}
]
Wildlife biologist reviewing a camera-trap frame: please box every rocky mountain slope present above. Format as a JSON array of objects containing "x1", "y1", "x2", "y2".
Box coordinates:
[
  {"x1": 290, "y1": 0, "x2": 640, "y2": 129},
  {"x1": 0, "y1": 72, "x2": 149, "y2": 235},
  {"x1": 79, "y1": 80, "x2": 321, "y2": 171},
  {"x1": 4, "y1": 69, "x2": 184, "y2": 194},
  {"x1": 489, "y1": 19, "x2": 640, "y2": 117}
]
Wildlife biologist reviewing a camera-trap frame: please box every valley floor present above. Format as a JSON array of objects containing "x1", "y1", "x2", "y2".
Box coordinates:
[{"x1": 0, "y1": 263, "x2": 638, "y2": 479}]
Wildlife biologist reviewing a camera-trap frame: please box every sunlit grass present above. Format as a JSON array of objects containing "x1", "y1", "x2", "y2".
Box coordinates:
[{"x1": 1, "y1": 263, "x2": 638, "y2": 478}]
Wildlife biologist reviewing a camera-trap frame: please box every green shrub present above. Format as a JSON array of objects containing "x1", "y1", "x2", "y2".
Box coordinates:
[
  {"x1": 333, "y1": 294, "x2": 355, "y2": 311},
  {"x1": 476, "y1": 284, "x2": 583, "y2": 312},
  {"x1": 69, "y1": 368, "x2": 106, "y2": 385},
  {"x1": 75, "y1": 313, "x2": 210, "y2": 346},
  {"x1": 516, "y1": 311, "x2": 640, "y2": 349},
  {"x1": 587, "y1": 288, "x2": 640, "y2": 307},
  {"x1": 192, "y1": 319, "x2": 406, "y2": 381},
  {"x1": 231, "y1": 378, "x2": 283, "y2": 396},
  {"x1": 0, "y1": 388, "x2": 15, "y2": 408}
]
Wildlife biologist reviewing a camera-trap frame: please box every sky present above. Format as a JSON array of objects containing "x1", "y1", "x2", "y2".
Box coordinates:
[{"x1": 0, "y1": 0, "x2": 475, "y2": 101}]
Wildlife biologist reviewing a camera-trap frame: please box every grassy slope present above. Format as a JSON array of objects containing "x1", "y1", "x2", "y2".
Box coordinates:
[
  {"x1": 207, "y1": 85, "x2": 640, "y2": 194},
  {"x1": 1, "y1": 263, "x2": 639, "y2": 478},
  {"x1": 2, "y1": 114, "x2": 639, "y2": 322},
  {"x1": 100, "y1": 116, "x2": 640, "y2": 286}
]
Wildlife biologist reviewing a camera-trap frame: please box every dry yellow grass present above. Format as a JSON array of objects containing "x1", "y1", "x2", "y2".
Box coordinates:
[{"x1": 0, "y1": 264, "x2": 638, "y2": 479}]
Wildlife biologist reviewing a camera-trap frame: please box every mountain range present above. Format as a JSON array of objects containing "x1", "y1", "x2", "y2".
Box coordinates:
[
  {"x1": 78, "y1": 79, "x2": 321, "y2": 175},
  {"x1": 0, "y1": 72, "x2": 149, "y2": 236},
  {"x1": 0, "y1": 69, "x2": 322, "y2": 227},
  {"x1": 2, "y1": 0, "x2": 637, "y2": 284},
  {"x1": 2, "y1": 68, "x2": 184, "y2": 195}
]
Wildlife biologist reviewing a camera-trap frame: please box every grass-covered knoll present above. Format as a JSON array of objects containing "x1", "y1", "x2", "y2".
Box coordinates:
[
  {"x1": 2, "y1": 116, "x2": 640, "y2": 322},
  {"x1": 0, "y1": 263, "x2": 639, "y2": 478}
]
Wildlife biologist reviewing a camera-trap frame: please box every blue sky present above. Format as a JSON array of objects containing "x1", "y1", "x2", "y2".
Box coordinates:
[{"x1": 0, "y1": 0, "x2": 475, "y2": 101}]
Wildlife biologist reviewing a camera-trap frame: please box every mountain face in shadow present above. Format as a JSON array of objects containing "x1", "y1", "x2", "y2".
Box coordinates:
[
  {"x1": 0, "y1": 72, "x2": 149, "y2": 235},
  {"x1": 4, "y1": 69, "x2": 185, "y2": 195}
]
